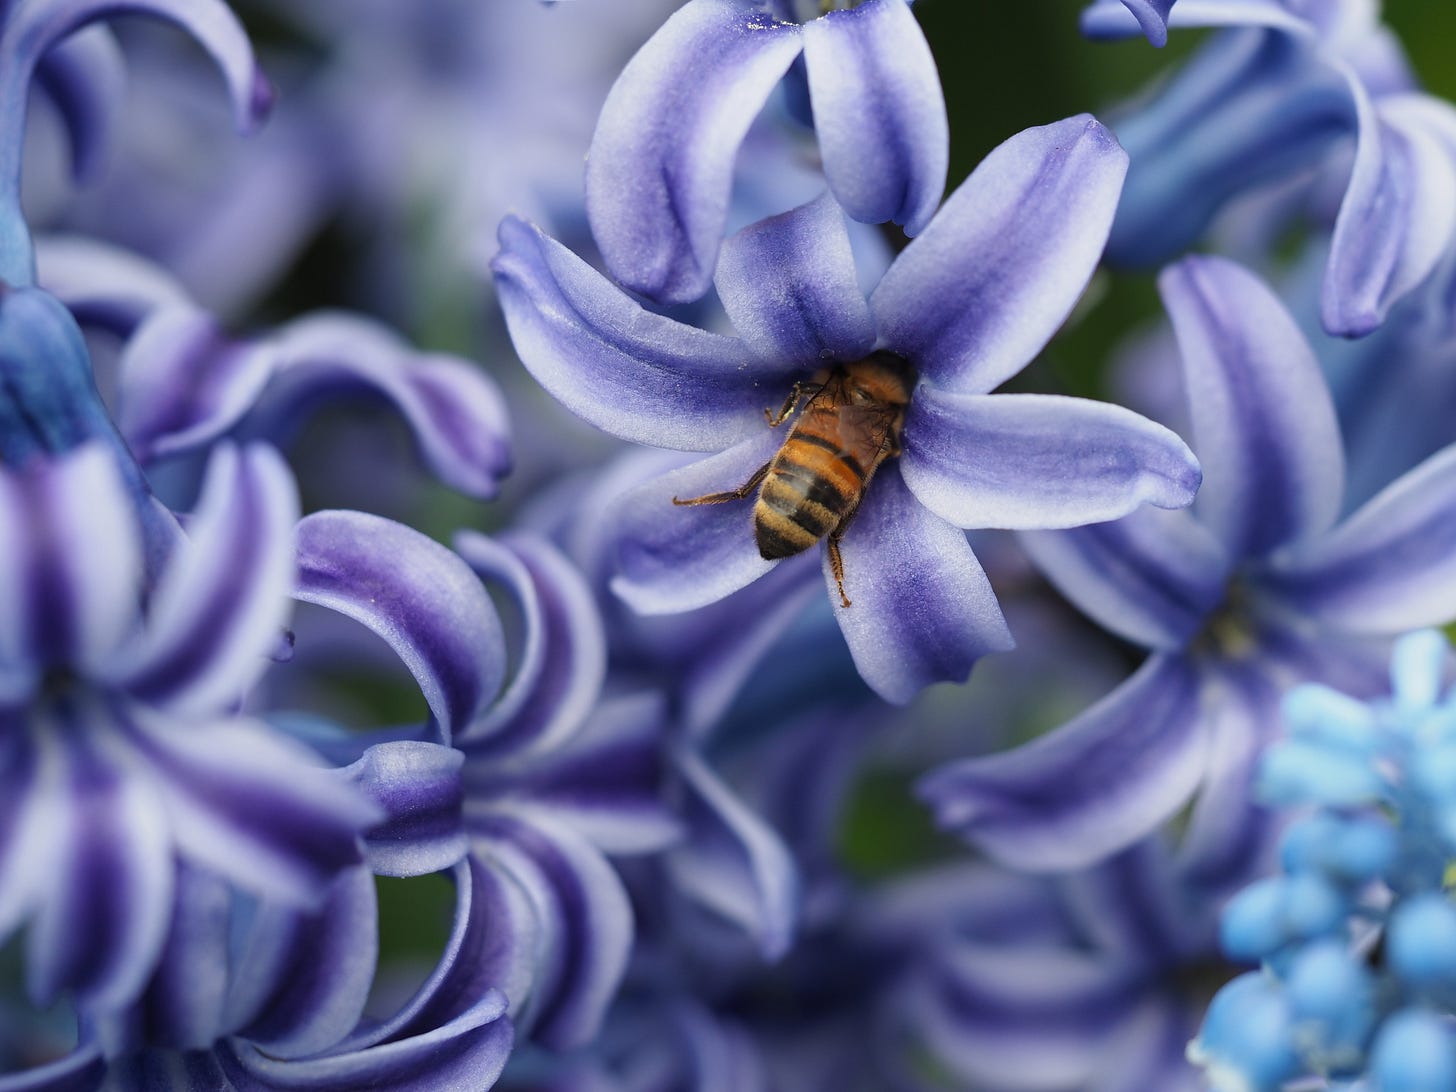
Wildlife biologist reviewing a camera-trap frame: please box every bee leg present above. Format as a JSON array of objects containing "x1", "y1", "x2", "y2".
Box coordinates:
[
  {"x1": 672, "y1": 460, "x2": 770, "y2": 506},
  {"x1": 764, "y1": 383, "x2": 806, "y2": 427},
  {"x1": 826, "y1": 534, "x2": 852, "y2": 608}
]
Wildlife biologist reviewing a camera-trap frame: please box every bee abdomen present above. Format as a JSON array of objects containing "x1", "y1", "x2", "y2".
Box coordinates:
[{"x1": 753, "y1": 445, "x2": 860, "y2": 560}]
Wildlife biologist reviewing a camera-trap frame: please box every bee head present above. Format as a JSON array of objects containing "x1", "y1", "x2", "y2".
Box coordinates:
[{"x1": 843, "y1": 351, "x2": 915, "y2": 408}]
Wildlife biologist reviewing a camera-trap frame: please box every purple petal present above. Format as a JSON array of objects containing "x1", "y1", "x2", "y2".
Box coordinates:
[
  {"x1": 1263, "y1": 443, "x2": 1456, "y2": 634},
  {"x1": 802, "y1": 0, "x2": 948, "y2": 235},
  {"x1": 918, "y1": 654, "x2": 1209, "y2": 871},
  {"x1": 0, "y1": 443, "x2": 142, "y2": 674},
  {"x1": 36, "y1": 236, "x2": 190, "y2": 338},
  {"x1": 1058, "y1": 840, "x2": 1189, "y2": 963},
  {"x1": 1324, "y1": 90, "x2": 1456, "y2": 336},
  {"x1": 251, "y1": 313, "x2": 513, "y2": 500},
  {"x1": 109, "y1": 445, "x2": 297, "y2": 713},
  {"x1": 116, "y1": 306, "x2": 277, "y2": 465},
  {"x1": 221, "y1": 993, "x2": 512, "y2": 1092},
  {"x1": 584, "y1": 0, "x2": 804, "y2": 303},
  {"x1": 468, "y1": 810, "x2": 633, "y2": 1051},
  {"x1": 343, "y1": 741, "x2": 466, "y2": 879},
  {"x1": 608, "y1": 430, "x2": 785, "y2": 614},
  {"x1": 1085, "y1": 999, "x2": 1204, "y2": 1092},
  {"x1": 1080, "y1": 0, "x2": 1314, "y2": 39},
  {"x1": 1159, "y1": 255, "x2": 1344, "y2": 559},
  {"x1": 666, "y1": 747, "x2": 799, "y2": 960},
  {"x1": 225, "y1": 865, "x2": 378, "y2": 1060},
  {"x1": 293, "y1": 510, "x2": 507, "y2": 738},
  {"x1": 122, "y1": 710, "x2": 378, "y2": 903},
  {"x1": 33, "y1": 27, "x2": 123, "y2": 184},
  {"x1": 871, "y1": 114, "x2": 1128, "y2": 394},
  {"x1": 713, "y1": 193, "x2": 876, "y2": 367},
  {"x1": 901, "y1": 389, "x2": 1200, "y2": 530},
  {"x1": 1018, "y1": 507, "x2": 1230, "y2": 652},
  {"x1": 452, "y1": 532, "x2": 605, "y2": 757},
  {"x1": 830, "y1": 466, "x2": 1013, "y2": 704},
  {"x1": 0, "y1": 1047, "x2": 105, "y2": 1091},
  {"x1": 493, "y1": 215, "x2": 793, "y2": 452},
  {"x1": 1119, "y1": 0, "x2": 1176, "y2": 46}
]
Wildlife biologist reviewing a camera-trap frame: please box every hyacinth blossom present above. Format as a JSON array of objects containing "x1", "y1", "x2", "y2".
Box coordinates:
[
  {"x1": 495, "y1": 114, "x2": 1203, "y2": 705},
  {"x1": 586, "y1": 0, "x2": 947, "y2": 304},
  {"x1": 1191, "y1": 630, "x2": 1456, "y2": 1090},
  {"x1": 921, "y1": 254, "x2": 1456, "y2": 876},
  {"x1": 1082, "y1": 0, "x2": 1456, "y2": 336}
]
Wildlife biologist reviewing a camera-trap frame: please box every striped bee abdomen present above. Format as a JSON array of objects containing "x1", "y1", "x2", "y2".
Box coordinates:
[{"x1": 753, "y1": 431, "x2": 865, "y2": 560}]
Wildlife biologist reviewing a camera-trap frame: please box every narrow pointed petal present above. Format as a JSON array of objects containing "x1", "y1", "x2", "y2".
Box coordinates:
[
  {"x1": 1019, "y1": 507, "x2": 1229, "y2": 652},
  {"x1": 713, "y1": 193, "x2": 876, "y2": 367},
  {"x1": 667, "y1": 747, "x2": 799, "y2": 959},
  {"x1": 1324, "y1": 92, "x2": 1456, "y2": 336},
  {"x1": 871, "y1": 114, "x2": 1128, "y2": 395},
  {"x1": 901, "y1": 389, "x2": 1200, "y2": 531},
  {"x1": 1159, "y1": 255, "x2": 1344, "y2": 559},
  {"x1": 493, "y1": 216, "x2": 789, "y2": 451},
  {"x1": 1264, "y1": 443, "x2": 1456, "y2": 634},
  {"x1": 36, "y1": 235, "x2": 190, "y2": 337},
  {"x1": 344, "y1": 742, "x2": 466, "y2": 878},
  {"x1": 294, "y1": 511, "x2": 507, "y2": 738},
  {"x1": 802, "y1": 0, "x2": 948, "y2": 235},
  {"x1": 1120, "y1": 0, "x2": 1175, "y2": 46},
  {"x1": 609, "y1": 431, "x2": 784, "y2": 615},
  {"x1": 1081, "y1": 0, "x2": 1312, "y2": 38},
  {"x1": 452, "y1": 532, "x2": 605, "y2": 757},
  {"x1": 110, "y1": 445, "x2": 297, "y2": 712},
  {"x1": 34, "y1": 27, "x2": 124, "y2": 184},
  {"x1": 468, "y1": 810, "x2": 633, "y2": 1051},
  {"x1": 918, "y1": 654, "x2": 1208, "y2": 871},
  {"x1": 830, "y1": 466, "x2": 1013, "y2": 704},
  {"x1": 584, "y1": 0, "x2": 804, "y2": 303},
  {"x1": 123, "y1": 710, "x2": 378, "y2": 902}
]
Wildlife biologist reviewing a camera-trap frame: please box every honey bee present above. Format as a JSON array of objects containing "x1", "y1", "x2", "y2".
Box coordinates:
[{"x1": 673, "y1": 351, "x2": 914, "y2": 607}]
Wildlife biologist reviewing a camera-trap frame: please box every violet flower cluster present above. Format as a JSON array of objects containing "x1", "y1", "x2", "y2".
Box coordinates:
[{"x1": 2, "y1": 0, "x2": 1456, "y2": 1090}]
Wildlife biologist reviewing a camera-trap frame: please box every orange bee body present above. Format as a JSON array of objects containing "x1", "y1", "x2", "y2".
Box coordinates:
[{"x1": 674, "y1": 352, "x2": 914, "y2": 607}]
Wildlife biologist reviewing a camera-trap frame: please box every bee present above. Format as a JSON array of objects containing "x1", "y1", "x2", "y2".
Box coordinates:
[{"x1": 673, "y1": 351, "x2": 914, "y2": 607}]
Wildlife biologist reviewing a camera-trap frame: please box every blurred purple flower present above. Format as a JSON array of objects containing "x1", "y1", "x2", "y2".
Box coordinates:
[{"x1": 496, "y1": 115, "x2": 1201, "y2": 704}]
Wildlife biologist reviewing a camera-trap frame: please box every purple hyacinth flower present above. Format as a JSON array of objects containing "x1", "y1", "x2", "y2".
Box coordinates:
[
  {"x1": 586, "y1": 0, "x2": 948, "y2": 303},
  {"x1": 496, "y1": 115, "x2": 1201, "y2": 704},
  {"x1": 1081, "y1": 0, "x2": 1456, "y2": 336},
  {"x1": 0, "y1": 0, "x2": 272, "y2": 287},
  {"x1": 920, "y1": 254, "x2": 1456, "y2": 874}
]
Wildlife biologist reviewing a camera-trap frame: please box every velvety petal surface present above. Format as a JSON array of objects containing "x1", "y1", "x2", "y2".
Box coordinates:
[
  {"x1": 830, "y1": 466, "x2": 1013, "y2": 704},
  {"x1": 901, "y1": 389, "x2": 1200, "y2": 530},
  {"x1": 713, "y1": 193, "x2": 876, "y2": 367},
  {"x1": 1160, "y1": 255, "x2": 1344, "y2": 560},
  {"x1": 494, "y1": 216, "x2": 790, "y2": 451},
  {"x1": 584, "y1": 0, "x2": 804, "y2": 303},
  {"x1": 343, "y1": 741, "x2": 466, "y2": 878},
  {"x1": 609, "y1": 430, "x2": 784, "y2": 615},
  {"x1": 293, "y1": 511, "x2": 506, "y2": 738},
  {"x1": 802, "y1": 0, "x2": 947, "y2": 235},
  {"x1": 1119, "y1": 0, "x2": 1176, "y2": 45},
  {"x1": 871, "y1": 114, "x2": 1128, "y2": 394},
  {"x1": 1019, "y1": 506, "x2": 1230, "y2": 652},
  {"x1": 918, "y1": 654, "x2": 1208, "y2": 871},
  {"x1": 1263, "y1": 444, "x2": 1456, "y2": 634}
]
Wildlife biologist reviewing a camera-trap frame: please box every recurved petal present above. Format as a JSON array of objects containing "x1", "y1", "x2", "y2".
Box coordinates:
[
  {"x1": 871, "y1": 114, "x2": 1127, "y2": 395},
  {"x1": 33, "y1": 27, "x2": 124, "y2": 184},
  {"x1": 1159, "y1": 255, "x2": 1344, "y2": 560},
  {"x1": 609, "y1": 430, "x2": 784, "y2": 615},
  {"x1": 713, "y1": 193, "x2": 876, "y2": 368},
  {"x1": 901, "y1": 389, "x2": 1200, "y2": 531},
  {"x1": 0, "y1": 1044, "x2": 105, "y2": 1091},
  {"x1": 1080, "y1": 0, "x2": 1314, "y2": 38},
  {"x1": 109, "y1": 445, "x2": 297, "y2": 713},
  {"x1": 493, "y1": 216, "x2": 789, "y2": 452},
  {"x1": 293, "y1": 510, "x2": 507, "y2": 738},
  {"x1": 1018, "y1": 506, "x2": 1230, "y2": 652},
  {"x1": 1263, "y1": 443, "x2": 1456, "y2": 634},
  {"x1": 1324, "y1": 92, "x2": 1456, "y2": 337},
  {"x1": 343, "y1": 741, "x2": 466, "y2": 879},
  {"x1": 918, "y1": 653, "x2": 1208, "y2": 871},
  {"x1": 802, "y1": 0, "x2": 948, "y2": 235},
  {"x1": 36, "y1": 235, "x2": 190, "y2": 337},
  {"x1": 1118, "y1": 0, "x2": 1175, "y2": 46},
  {"x1": 830, "y1": 466, "x2": 1013, "y2": 705},
  {"x1": 584, "y1": 0, "x2": 804, "y2": 303}
]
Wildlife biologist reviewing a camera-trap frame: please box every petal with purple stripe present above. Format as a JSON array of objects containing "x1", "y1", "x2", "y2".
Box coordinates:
[
  {"x1": 918, "y1": 653, "x2": 1208, "y2": 871},
  {"x1": 493, "y1": 216, "x2": 785, "y2": 452},
  {"x1": 871, "y1": 114, "x2": 1128, "y2": 395},
  {"x1": 713, "y1": 193, "x2": 876, "y2": 368},
  {"x1": 108, "y1": 444, "x2": 297, "y2": 713},
  {"x1": 33, "y1": 27, "x2": 124, "y2": 184},
  {"x1": 802, "y1": 0, "x2": 948, "y2": 235},
  {"x1": 1159, "y1": 255, "x2": 1344, "y2": 560},
  {"x1": 343, "y1": 741, "x2": 466, "y2": 879},
  {"x1": 36, "y1": 235, "x2": 190, "y2": 338},
  {"x1": 584, "y1": 0, "x2": 804, "y2": 304},
  {"x1": 901, "y1": 389, "x2": 1201, "y2": 531},
  {"x1": 830, "y1": 466, "x2": 1014, "y2": 705},
  {"x1": 293, "y1": 510, "x2": 507, "y2": 738}
]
